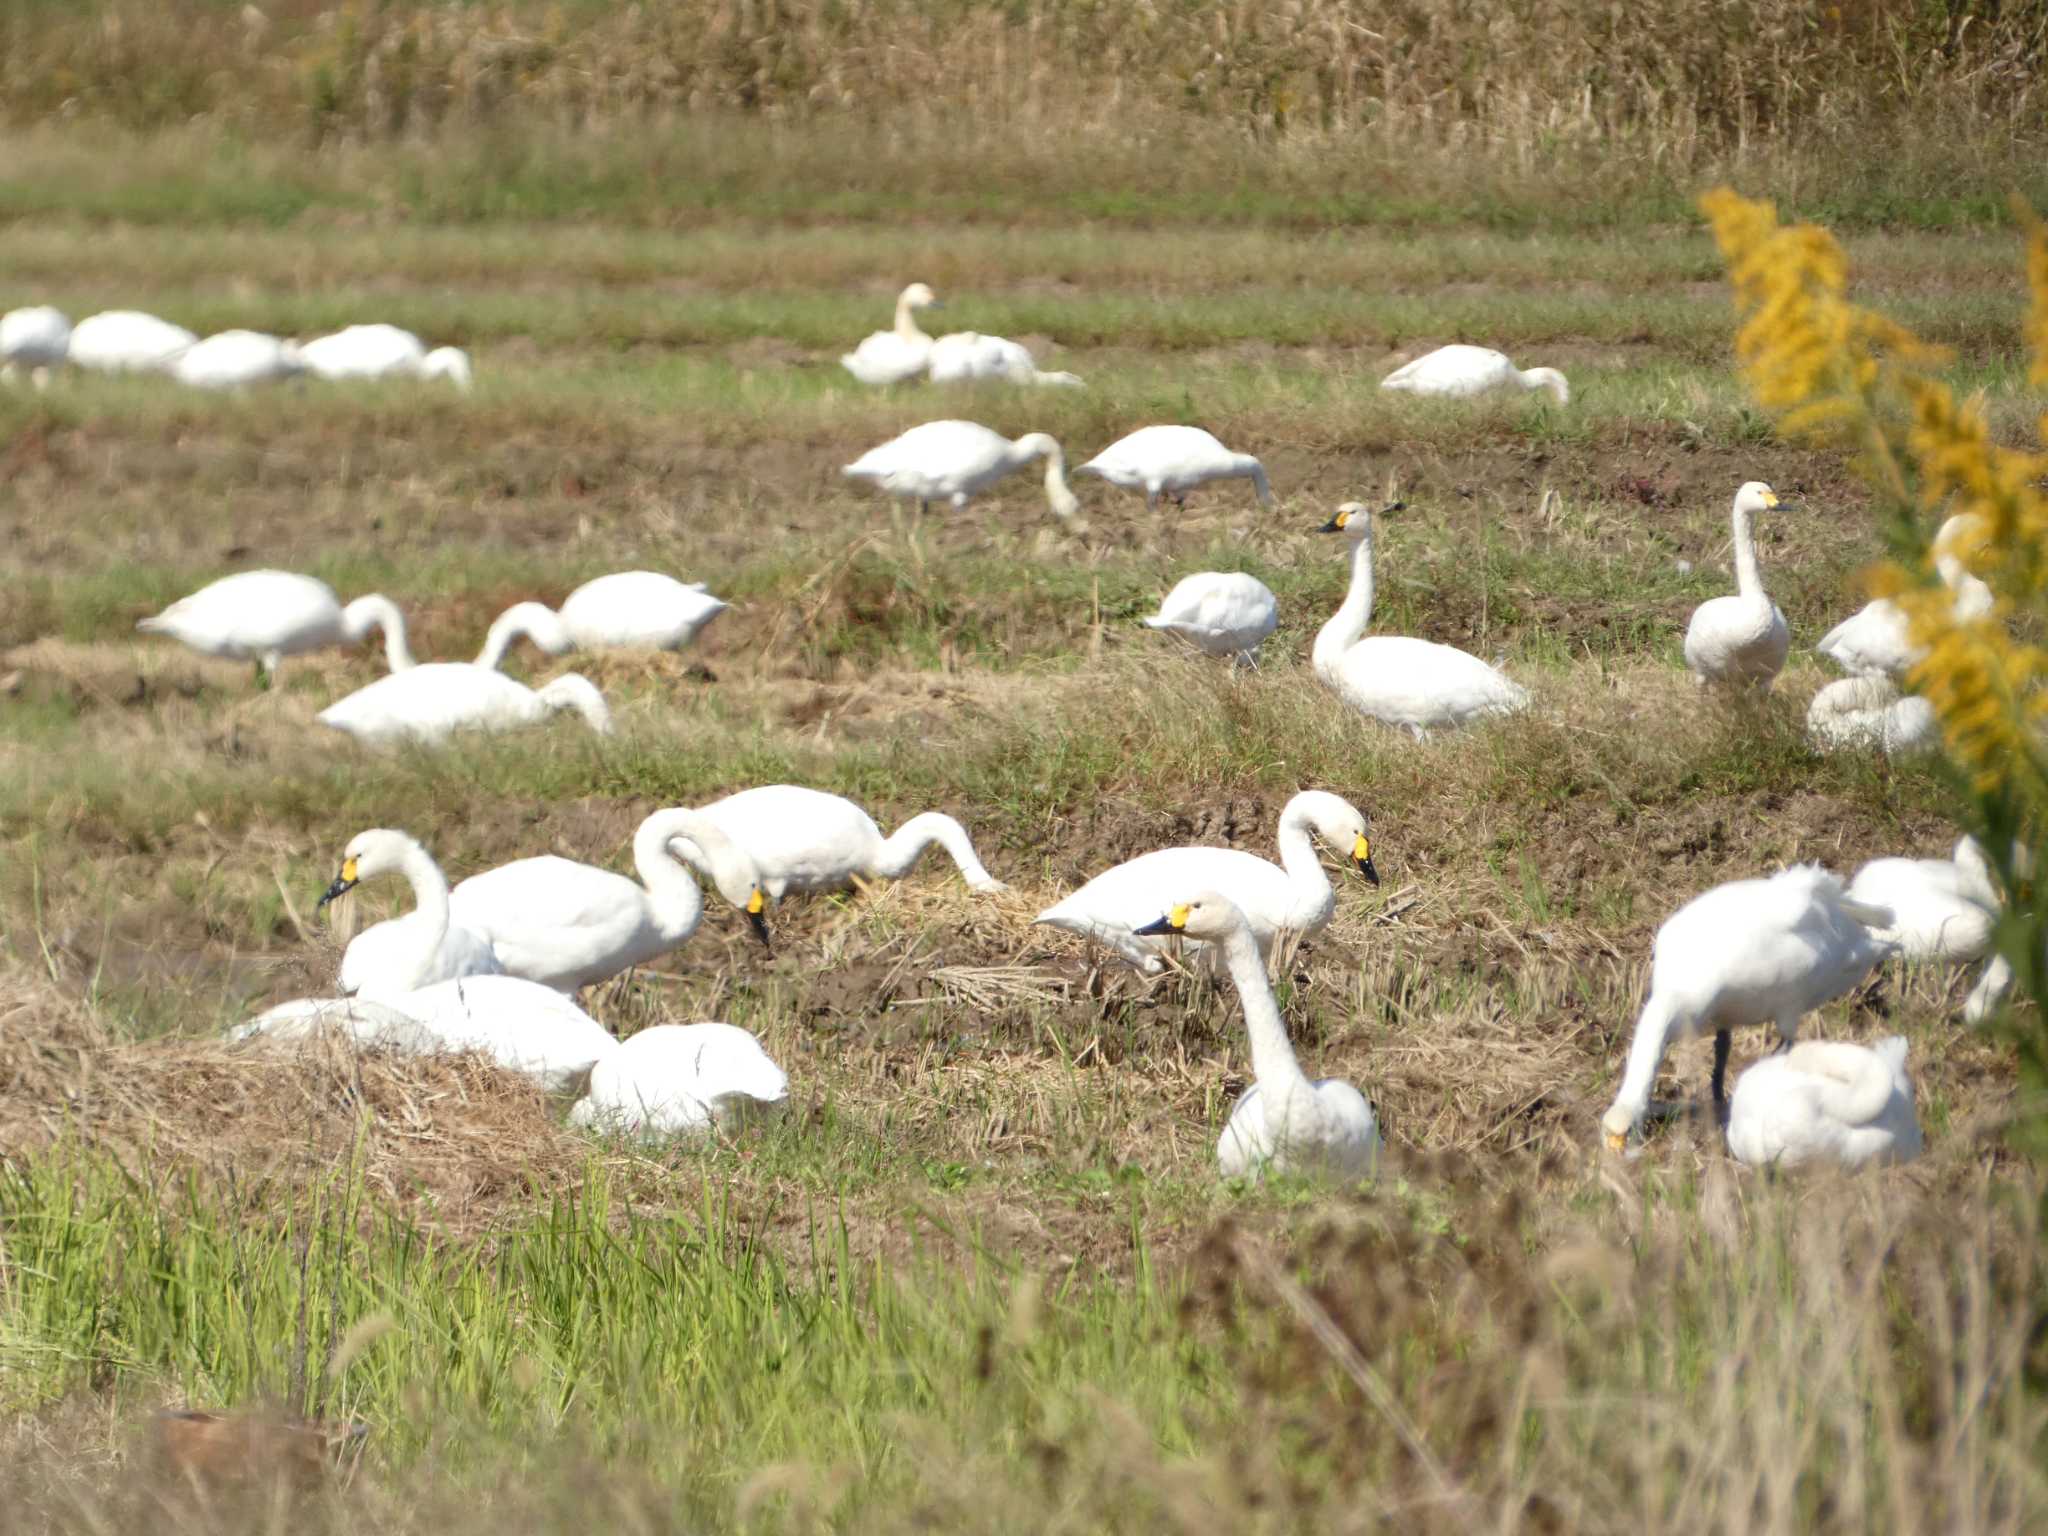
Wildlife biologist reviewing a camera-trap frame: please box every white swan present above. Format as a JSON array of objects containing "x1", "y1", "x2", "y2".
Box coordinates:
[
  {"x1": 1034, "y1": 790, "x2": 1375, "y2": 975},
  {"x1": 1848, "y1": 836, "x2": 2011, "y2": 1021},
  {"x1": 569, "y1": 1023, "x2": 789, "y2": 1137},
  {"x1": 229, "y1": 995, "x2": 438, "y2": 1051},
  {"x1": 843, "y1": 419, "x2": 1081, "y2": 522},
  {"x1": 474, "y1": 573, "x2": 730, "y2": 669},
  {"x1": 1313, "y1": 501, "x2": 1529, "y2": 738},
  {"x1": 0, "y1": 306, "x2": 70, "y2": 387},
  {"x1": 299, "y1": 324, "x2": 472, "y2": 389},
  {"x1": 316, "y1": 664, "x2": 612, "y2": 747},
  {"x1": 1074, "y1": 426, "x2": 1271, "y2": 511},
  {"x1": 1379, "y1": 344, "x2": 1569, "y2": 405},
  {"x1": 1601, "y1": 865, "x2": 1895, "y2": 1150},
  {"x1": 1143, "y1": 572, "x2": 1279, "y2": 666},
  {"x1": 670, "y1": 785, "x2": 1006, "y2": 900},
  {"x1": 1135, "y1": 892, "x2": 1379, "y2": 1180},
  {"x1": 1684, "y1": 482, "x2": 1792, "y2": 688},
  {"x1": 447, "y1": 808, "x2": 771, "y2": 992},
  {"x1": 171, "y1": 330, "x2": 307, "y2": 390},
  {"x1": 317, "y1": 829, "x2": 504, "y2": 1000},
  {"x1": 1806, "y1": 676, "x2": 1937, "y2": 758},
  {"x1": 1816, "y1": 514, "x2": 1994, "y2": 679},
  {"x1": 841, "y1": 283, "x2": 938, "y2": 386},
  {"x1": 1725, "y1": 1036, "x2": 1923, "y2": 1170},
  {"x1": 136, "y1": 570, "x2": 415, "y2": 682},
  {"x1": 66, "y1": 310, "x2": 196, "y2": 374},
  {"x1": 927, "y1": 330, "x2": 1082, "y2": 388}
]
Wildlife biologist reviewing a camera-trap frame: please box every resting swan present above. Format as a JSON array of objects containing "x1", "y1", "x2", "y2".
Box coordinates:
[
  {"x1": 841, "y1": 283, "x2": 938, "y2": 386},
  {"x1": 1075, "y1": 426, "x2": 1271, "y2": 511},
  {"x1": 475, "y1": 572, "x2": 730, "y2": 668},
  {"x1": 1848, "y1": 836, "x2": 2012, "y2": 1021},
  {"x1": 1725, "y1": 1036, "x2": 1922, "y2": 1170},
  {"x1": 447, "y1": 808, "x2": 771, "y2": 993},
  {"x1": 1034, "y1": 790, "x2": 1375, "y2": 975},
  {"x1": 669, "y1": 785, "x2": 1006, "y2": 900},
  {"x1": 1816, "y1": 514, "x2": 1994, "y2": 679},
  {"x1": 1806, "y1": 675, "x2": 1937, "y2": 758},
  {"x1": 322, "y1": 829, "x2": 503, "y2": 1000},
  {"x1": 171, "y1": 330, "x2": 306, "y2": 390},
  {"x1": 843, "y1": 419, "x2": 1081, "y2": 523},
  {"x1": 137, "y1": 570, "x2": 415, "y2": 683},
  {"x1": 1379, "y1": 344, "x2": 1569, "y2": 405},
  {"x1": 1684, "y1": 482, "x2": 1792, "y2": 688},
  {"x1": 299, "y1": 324, "x2": 472, "y2": 389},
  {"x1": 927, "y1": 330, "x2": 1082, "y2": 388},
  {"x1": 66, "y1": 310, "x2": 196, "y2": 374},
  {"x1": 1313, "y1": 501, "x2": 1528, "y2": 738},
  {"x1": 1601, "y1": 865, "x2": 1895, "y2": 1150},
  {"x1": 569, "y1": 1023, "x2": 789, "y2": 1137},
  {"x1": 1136, "y1": 892, "x2": 1379, "y2": 1180},
  {"x1": 316, "y1": 663, "x2": 612, "y2": 747},
  {"x1": 1143, "y1": 572, "x2": 1279, "y2": 667},
  {"x1": 1, "y1": 306, "x2": 70, "y2": 388}
]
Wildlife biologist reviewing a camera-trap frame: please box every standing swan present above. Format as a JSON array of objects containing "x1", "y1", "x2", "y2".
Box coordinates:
[
  {"x1": 447, "y1": 808, "x2": 772, "y2": 993},
  {"x1": 569, "y1": 1023, "x2": 789, "y2": 1137},
  {"x1": 669, "y1": 785, "x2": 1007, "y2": 900},
  {"x1": 170, "y1": 331, "x2": 307, "y2": 390},
  {"x1": 1379, "y1": 344, "x2": 1569, "y2": 404},
  {"x1": 1143, "y1": 572, "x2": 1279, "y2": 667},
  {"x1": 841, "y1": 283, "x2": 939, "y2": 386},
  {"x1": 1034, "y1": 790, "x2": 1376, "y2": 975},
  {"x1": 1683, "y1": 482, "x2": 1793, "y2": 688},
  {"x1": 1135, "y1": 893, "x2": 1379, "y2": 1180},
  {"x1": 843, "y1": 419, "x2": 1082, "y2": 523},
  {"x1": 1816, "y1": 513, "x2": 1994, "y2": 679},
  {"x1": 316, "y1": 664, "x2": 612, "y2": 747},
  {"x1": 474, "y1": 573, "x2": 730, "y2": 669},
  {"x1": 1600, "y1": 866, "x2": 1895, "y2": 1150},
  {"x1": 137, "y1": 570, "x2": 415, "y2": 683},
  {"x1": 1313, "y1": 502, "x2": 1528, "y2": 738},
  {"x1": 1, "y1": 306, "x2": 70, "y2": 388},
  {"x1": 1075, "y1": 426, "x2": 1271, "y2": 511},
  {"x1": 321, "y1": 830, "x2": 503, "y2": 1000},
  {"x1": 66, "y1": 310, "x2": 197, "y2": 374},
  {"x1": 1725, "y1": 1036, "x2": 1922, "y2": 1170}
]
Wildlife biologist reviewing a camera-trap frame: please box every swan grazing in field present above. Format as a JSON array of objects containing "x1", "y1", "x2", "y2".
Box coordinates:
[
  {"x1": 1806, "y1": 676, "x2": 1937, "y2": 758},
  {"x1": 669, "y1": 785, "x2": 1006, "y2": 901},
  {"x1": 843, "y1": 419, "x2": 1082, "y2": 522},
  {"x1": 0, "y1": 306, "x2": 70, "y2": 387},
  {"x1": 447, "y1": 808, "x2": 771, "y2": 993},
  {"x1": 569, "y1": 1023, "x2": 789, "y2": 1137},
  {"x1": 1600, "y1": 866, "x2": 1895, "y2": 1150},
  {"x1": 316, "y1": 664, "x2": 612, "y2": 747},
  {"x1": 66, "y1": 310, "x2": 197, "y2": 374},
  {"x1": 1725, "y1": 1036, "x2": 1922, "y2": 1170},
  {"x1": 1135, "y1": 893, "x2": 1379, "y2": 1180},
  {"x1": 1035, "y1": 790, "x2": 1375, "y2": 975},
  {"x1": 136, "y1": 570, "x2": 415, "y2": 682},
  {"x1": 841, "y1": 282, "x2": 939, "y2": 385},
  {"x1": 299, "y1": 324, "x2": 473, "y2": 389},
  {"x1": 1848, "y1": 836, "x2": 2012, "y2": 1021},
  {"x1": 1684, "y1": 482, "x2": 1793, "y2": 688},
  {"x1": 1075, "y1": 426, "x2": 1272, "y2": 511},
  {"x1": 1143, "y1": 572, "x2": 1280, "y2": 667},
  {"x1": 1313, "y1": 501, "x2": 1528, "y2": 738},
  {"x1": 320, "y1": 830, "x2": 503, "y2": 1000},
  {"x1": 474, "y1": 573, "x2": 730, "y2": 669},
  {"x1": 1378, "y1": 344, "x2": 1569, "y2": 405},
  {"x1": 171, "y1": 330, "x2": 307, "y2": 390},
  {"x1": 1816, "y1": 514, "x2": 1994, "y2": 680},
  {"x1": 927, "y1": 330, "x2": 1082, "y2": 388}
]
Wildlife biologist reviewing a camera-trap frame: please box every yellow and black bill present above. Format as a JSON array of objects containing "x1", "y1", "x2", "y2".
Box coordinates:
[
  {"x1": 1352, "y1": 834, "x2": 1379, "y2": 886},
  {"x1": 745, "y1": 887, "x2": 771, "y2": 948},
  {"x1": 317, "y1": 856, "x2": 360, "y2": 910},
  {"x1": 1132, "y1": 903, "x2": 1189, "y2": 937}
]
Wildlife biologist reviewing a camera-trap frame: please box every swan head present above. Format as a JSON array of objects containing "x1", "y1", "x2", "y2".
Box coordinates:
[
  {"x1": 1599, "y1": 1103, "x2": 1633, "y2": 1152},
  {"x1": 744, "y1": 887, "x2": 772, "y2": 949},
  {"x1": 901, "y1": 283, "x2": 939, "y2": 311},
  {"x1": 1733, "y1": 481, "x2": 1783, "y2": 517},
  {"x1": 1291, "y1": 790, "x2": 1378, "y2": 884},
  {"x1": 1131, "y1": 890, "x2": 1250, "y2": 944},
  {"x1": 318, "y1": 829, "x2": 419, "y2": 908},
  {"x1": 1318, "y1": 500, "x2": 1404, "y2": 537},
  {"x1": 422, "y1": 347, "x2": 474, "y2": 391}
]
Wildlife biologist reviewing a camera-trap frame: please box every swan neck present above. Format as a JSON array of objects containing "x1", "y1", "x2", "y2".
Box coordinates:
[
  {"x1": 1608, "y1": 989, "x2": 1682, "y2": 1131},
  {"x1": 1243, "y1": 459, "x2": 1273, "y2": 508},
  {"x1": 1731, "y1": 500, "x2": 1765, "y2": 601},
  {"x1": 894, "y1": 293, "x2": 929, "y2": 344},
  {"x1": 477, "y1": 602, "x2": 562, "y2": 669},
  {"x1": 1314, "y1": 532, "x2": 1376, "y2": 676},
  {"x1": 875, "y1": 813, "x2": 998, "y2": 887},
  {"x1": 1272, "y1": 806, "x2": 1334, "y2": 913},
  {"x1": 397, "y1": 840, "x2": 452, "y2": 989},
  {"x1": 1221, "y1": 924, "x2": 1309, "y2": 1095},
  {"x1": 345, "y1": 596, "x2": 415, "y2": 672},
  {"x1": 631, "y1": 809, "x2": 713, "y2": 937}
]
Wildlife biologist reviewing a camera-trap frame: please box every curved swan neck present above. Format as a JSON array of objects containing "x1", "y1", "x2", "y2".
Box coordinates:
[
  {"x1": 396, "y1": 838, "x2": 452, "y2": 988},
  {"x1": 1607, "y1": 989, "x2": 1682, "y2": 1132},
  {"x1": 1036, "y1": 439, "x2": 1081, "y2": 521},
  {"x1": 873, "y1": 812, "x2": 1000, "y2": 888},
  {"x1": 1240, "y1": 458, "x2": 1273, "y2": 508},
  {"x1": 1313, "y1": 529, "x2": 1376, "y2": 677},
  {"x1": 1272, "y1": 804, "x2": 1335, "y2": 909},
  {"x1": 1519, "y1": 367, "x2": 1569, "y2": 404},
  {"x1": 1220, "y1": 921, "x2": 1310, "y2": 1095},
  {"x1": 1730, "y1": 497, "x2": 1765, "y2": 601},
  {"x1": 477, "y1": 601, "x2": 569, "y2": 669},
  {"x1": 629, "y1": 809, "x2": 713, "y2": 935},
  {"x1": 539, "y1": 676, "x2": 613, "y2": 735},
  {"x1": 342, "y1": 595, "x2": 415, "y2": 672},
  {"x1": 893, "y1": 290, "x2": 931, "y2": 344}
]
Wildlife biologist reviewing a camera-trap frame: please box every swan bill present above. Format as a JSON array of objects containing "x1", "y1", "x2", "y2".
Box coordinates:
[
  {"x1": 1604, "y1": 1130, "x2": 1627, "y2": 1153},
  {"x1": 1132, "y1": 903, "x2": 1190, "y2": 937},
  {"x1": 1318, "y1": 499, "x2": 1404, "y2": 533},
  {"x1": 745, "y1": 888, "x2": 772, "y2": 949},
  {"x1": 1353, "y1": 835, "x2": 1379, "y2": 885},
  {"x1": 317, "y1": 856, "x2": 360, "y2": 910}
]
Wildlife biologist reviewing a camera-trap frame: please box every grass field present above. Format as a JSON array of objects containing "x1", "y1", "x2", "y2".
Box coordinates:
[{"x1": 4, "y1": 30, "x2": 2048, "y2": 1532}]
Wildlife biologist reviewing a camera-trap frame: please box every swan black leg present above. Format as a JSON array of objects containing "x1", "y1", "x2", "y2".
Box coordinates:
[{"x1": 1710, "y1": 1028, "x2": 1732, "y2": 1126}]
